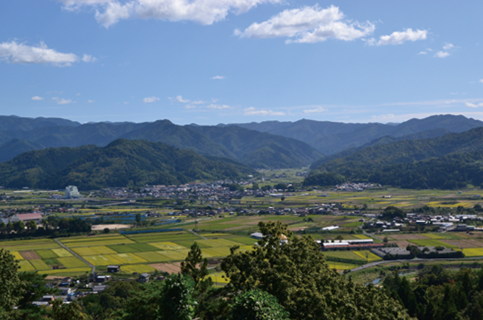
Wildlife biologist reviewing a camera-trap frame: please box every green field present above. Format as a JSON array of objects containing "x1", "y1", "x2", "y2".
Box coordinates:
[
  {"x1": 353, "y1": 251, "x2": 382, "y2": 262},
  {"x1": 18, "y1": 260, "x2": 35, "y2": 272},
  {"x1": 121, "y1": 264, "x2": 157, "y2": 274},
  {"x1": 73, "y1": 246, "x2": 117, "y2": 256},
  {"x1": 462, "y1": 248, "x2": 483, "y2": 257},
  {"x1": 36, "y1": 249, "x2": 59, "y2": 259},
  {"x1": 30, "y1": 259, "x2": 51, "y2": 270},
  {"x1": 52, "y1": 249, "x2": 73, "y2": 257},
  {"x1": 134, "y1": 251, "x2": 172, "y2": 262}
]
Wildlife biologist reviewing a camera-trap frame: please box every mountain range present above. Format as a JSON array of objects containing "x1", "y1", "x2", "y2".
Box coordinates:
[{"x1": 0, "y1": 139, "x2": 256, "y2": 189}]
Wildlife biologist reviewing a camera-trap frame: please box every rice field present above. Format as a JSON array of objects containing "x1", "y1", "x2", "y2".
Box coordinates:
[
  {"x1": 10, "y1": 251, "x2": 24, "y2": 260},
  {"x1": 0, "y1": 243, "x2": 60, "y2": 252},
  {"x1": 323, "y1": 251, "x2": 363, "y2": 261},
  {"x1": 30, "y1": 259, "x2": 51, "y2": 270},
  {"x1": 150, "y1": 242, "x2": 187, "y2": 251},
  {"x1": 158, "y1": 250, "x2": 190, "y2": 261},
  {"x1": 84, "y1": 254, "x2": 125, "y2": 266},
  {"x1": 52, "y1": 249, "x2": 73, "y2": 257},
  {"x1": 326, "y1": 262, "x2": 358, "y2": 270},
  {"x1": 209, "y1": 272, "x2": 229, "y2": 284},
  {"x1": 462, "y1": 248, "x2": 483, "y2": 257},
  {"x1": 112, "y1": 253, "x2": 147, "y2": 264},
  {"x1": 134, "y1": 251, "x2": 172, "y2": 262},
  {"x1": 18, "y1": 260, "x2": 35, "y2": 272},
  {"x1": 121, "y1": 264, "x2": 157, "y2": 274},
  {"x1": 73, "y1": 246, "x2": 117, "y2": 256},
  {"x1": 353, "y1": 251, "x2": 382, "y2": 262},
  {"x1": 36, "y1": 250, "x2": 59, "y2": 259},
  {"x1": 37, "y1": 268, "x2": 90, "y2": 275},
  {"x1": 57, "y1": 257, "x2": 88, "y2": 268}
]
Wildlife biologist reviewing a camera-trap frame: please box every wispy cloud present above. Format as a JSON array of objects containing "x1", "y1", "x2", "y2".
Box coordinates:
[
  {"x1": 303, "y1": 106, "x2": 326, "y2": 113},
  {"x1": 235, "y1": 5, "x2": 374, "y2": 44},
  {"x1": 244, "y1": 107, "x2": 285, "y2": 116},
  {"x1": 143, "y1": 96, "x2": 159, "y2": 103},
  {"x1": 370, "y1": 28, "x2": 427, "y2": 46},
  {"x1": 52, "y1": 97, "x2": 74, "y2": 105},
  {"x1": 212, "y1": 75, "x2": 225, "y2": 80},
  {"x1": 59, "y1": 0, "x2": 281, "y2": 28},
  {"x1": 207, "y1": 104, "x2": 231, "y2": 109},
  {"x1": 465, "y1": 102, "x2": 483, "y2": 108},
  {"x1": 87, "y1": 100, "x2": 95, "y2": 103},
  {"x1": 434, "y1": 51, "x2": 450, "y2": 58},
  {"x1": 0, "y1": 41, "x2": 82, "y2": 66},
  {"x1": 31, "y1": 96, "x2": 44, "y2": 101},
  {"x1": 81, "y1": 54, "x2": 97, "y2": 62}
]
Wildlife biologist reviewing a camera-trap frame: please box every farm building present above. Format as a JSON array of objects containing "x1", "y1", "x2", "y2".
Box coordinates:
[
  {"x1": 107, "y1": 265, "x2": 120, "y2": 273},
  {"x1": 321, "y1": 239, "x2": 382, "y2": 251}
]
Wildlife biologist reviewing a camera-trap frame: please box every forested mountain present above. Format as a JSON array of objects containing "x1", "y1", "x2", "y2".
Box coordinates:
[
  {"x1": 232, "y1": 115, "x2": 483, "y2": 154},
  {"x1": 305, "y1": 127, "x2": 483, "y2": 189},
  {"x1": 0, "y1": 115, "x2": 80, "y2": 132},
  {"x1": 0, "y1": 117, "x2": 321, "y2": 168},
  {"x1": 0, "y1": 139, "x2": 256, "y2": 189}
]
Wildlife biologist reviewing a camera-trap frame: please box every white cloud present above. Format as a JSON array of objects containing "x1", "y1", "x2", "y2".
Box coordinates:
[
  {"x1": 172, "y1": 95, "x2": 190, "y2": 103},
  {"x1": 434, "y1": 51, "x2": 450, "y2": 58},
  {"x1": 443, "y1": 43, "x2": 454, "y2": 50},
  {"x1": 303, "y1": 106, "x2": 326, "y2": 113},
  {"x1": 52, "y1": 98, "x2": 73, "y2": 105},
  {"x1": 72, "y1": 0, "x2": 283, "y2": 28},
  {"x1": 374, "y1": 28, "x2": 427, "y2": 46},
  {"x1": 465, "y1": 102, "x2": 483, "y2": 108},
  {"x1": 87, "y1": 100, "x2": 95, "y2": 103},
  {"x1": 0, "y1": 41, "x2": 79, "y2": 66},
  {"x1": 479, "y1": 79, "x2": 483, "y2": 84},
  {"x1": 418, "y1": 51, "x2": 427, "y2": 55},
  {"x1": 31, "y1": 96, "x2": 44, "y2": 101},
  {"x1": 235, "y1": 5, "x2": 375, "y2": 44},
  {"x1": 82, "y1": 54, "x2": 97, "y2": 62},
  {"x1": 212, "y1": 75, "x2": 225, "y2": 80},
  {"x1": 143, "y1": 96, "x2": 159, "y2": 103},
  {"x1": 244, "y1": 107, "x2": 285, "y2": 116},
  {"x1": 207, "y1": 104, "x2": 231, "y2": 109}
]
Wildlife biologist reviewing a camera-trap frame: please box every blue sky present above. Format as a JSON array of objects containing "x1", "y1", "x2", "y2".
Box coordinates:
[{"x1": 0, "y1": 0, "x2": 482, "y2": 125}]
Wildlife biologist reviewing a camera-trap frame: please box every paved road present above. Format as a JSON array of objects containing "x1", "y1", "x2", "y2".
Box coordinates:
[
  {"x1": 188, "y1": 229, "x2": 207, "y2": 240},
  {"x1": 54, "y1": 238, "x2": 96, "y2": 273}
]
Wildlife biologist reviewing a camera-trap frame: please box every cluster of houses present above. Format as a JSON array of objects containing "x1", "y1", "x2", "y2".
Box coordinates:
[
  {"x1": 331, "y1": 182, "x2": 381, "y2": 192},
  {"x1": 365, "y1": 212, "x2": 483, "y2": 232}
]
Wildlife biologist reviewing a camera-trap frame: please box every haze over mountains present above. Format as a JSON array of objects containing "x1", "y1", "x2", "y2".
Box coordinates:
[{"x1": 2, "y1": 114, "x2": 483, "y2": 189}]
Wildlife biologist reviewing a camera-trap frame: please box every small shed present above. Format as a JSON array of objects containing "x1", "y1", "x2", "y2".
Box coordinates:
[{"x1": 107, "y1": 265, "x2": 120, "y2": 273}]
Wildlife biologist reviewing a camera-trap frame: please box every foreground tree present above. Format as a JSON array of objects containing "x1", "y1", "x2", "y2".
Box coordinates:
[
  {"x1": 229, "y1": 289, "x2": 289, "y2": 320},
  {"x1": 0, "y1": 248, "x2": 22, "y2": 317},
  {"x1": 157, "y1": 274, "x2": 196, "y2": 320},
  {"x1": 221, "y1": 221, "x2": 409, "y2": 320}
]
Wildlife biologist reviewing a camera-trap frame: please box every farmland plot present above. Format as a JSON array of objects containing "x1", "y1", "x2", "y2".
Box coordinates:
[
  {"x1": 52, "y1": 249, "x2": 73, "y2": 257},
  {"x1": 57, "y1": 257, "x2": 87, "y2": 268},
  {"x1": 73, "y1": 246, "x2": 117, "y2": 256}
]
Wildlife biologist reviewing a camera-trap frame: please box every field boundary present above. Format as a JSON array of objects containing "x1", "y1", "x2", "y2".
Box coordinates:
[{"x1": 54, "y1": 238, "x2": 95, "y2": 273}]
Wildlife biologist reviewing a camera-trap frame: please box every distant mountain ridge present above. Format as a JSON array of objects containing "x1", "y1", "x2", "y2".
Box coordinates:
[
  {"x1": 305, "y1": 127, "x2": 483, "y2": 189},
  {"x1": 0, "y1": 139, "x2": 256, "y2": 189},
  {"x1": 232, "y1": 115, "x2": 483, "y2": 154},
  {"x1": 0, "y1": 116, "x2": 321, "y2": 169}
]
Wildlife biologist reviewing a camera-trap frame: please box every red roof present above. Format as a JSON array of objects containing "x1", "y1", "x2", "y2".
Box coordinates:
[{"x1": 16, "y1": 213, "x2": 43, "y2": 221}]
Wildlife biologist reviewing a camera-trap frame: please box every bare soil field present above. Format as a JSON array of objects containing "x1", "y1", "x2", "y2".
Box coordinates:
[
  {"x1": 150, "y1": 263, "x2": 181, "y2": 274},
  {"x1": 392, "y1": 241, "x2": 411, "y2": 249},
  {"x1": 389, "y1": 234, "x2": 428, "y2": 240},
  {"x1": 20, "y1": 251, "x2": 40, "y2": 260},
  {"x1": 444, "y1": 239, "x2": 483, "y2": 248},
  {"x1": 91, "y1": 224, "x2": 132, "y2": 231}
]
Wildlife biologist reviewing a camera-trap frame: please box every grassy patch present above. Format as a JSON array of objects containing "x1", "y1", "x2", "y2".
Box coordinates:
[
  {"x1": 209, "y1": 272, "x2": 229, "y2": 284},
  {"x1": 227, "y1": 237, "x2": 257, "y2": 246},
  {"x1": 323, "y1": 251, "x2": 362, "y2": 260},
  {"x1": 326, "y1": 262, "x2": 358, "y2": 270}
]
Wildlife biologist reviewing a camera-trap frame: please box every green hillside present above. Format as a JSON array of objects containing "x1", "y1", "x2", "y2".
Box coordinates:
[
  {"x1": 0, "y1": 139, "x2": 256, "y2": 189},
  {"x1": 306, "y1": 127, "x2": 483, "y2": 189}
]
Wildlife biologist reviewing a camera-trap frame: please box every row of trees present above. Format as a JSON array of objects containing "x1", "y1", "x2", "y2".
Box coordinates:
[{"x1": 0, "y1": 216, "x2": 91, "y2": 239}]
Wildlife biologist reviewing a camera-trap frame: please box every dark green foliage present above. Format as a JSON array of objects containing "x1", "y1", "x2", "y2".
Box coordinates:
[
  {"x1": 0, "y1": 249, "x2": 21, "y2": 314},
  {"x1": 229, "y1": 289, "x2": 289, "y2": 320},
  {"x1": 181, "y1": 242, "x2": 212, "y2": 290},
  {"x1": 0, "y1": 139, "x2": 256, "y2": 189},
  {"x1": 307, "y1": 127, "x2": 483, "y2": 189},
  {"x1": 157, "y1": 274, "x2": 196, "y2": 320},
  {"x1": 382, "y1": 206, "x2": 406, "y2": 220},
  {"x1": 221, "y1": 221, "x2": 409, "y2": 320}
]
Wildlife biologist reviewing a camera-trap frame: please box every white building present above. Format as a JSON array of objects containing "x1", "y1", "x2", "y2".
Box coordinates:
[{"x1": 65, "y1": 186, "x2": 82, "y2": 199}]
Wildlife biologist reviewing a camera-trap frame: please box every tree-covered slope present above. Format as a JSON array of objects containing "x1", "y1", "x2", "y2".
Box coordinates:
[
  {"x1": 305, "y1": 127, "x2": 483, "y2": 189},
  {"x1": 0, "y1": 139, "x2": 256, "y2": 189},
  {"x1": 0, "y1": 116, "x2": 80, "y2": 132},
  {"x1": 188, "y1": 125, "x2": 322, "y2": 168}
]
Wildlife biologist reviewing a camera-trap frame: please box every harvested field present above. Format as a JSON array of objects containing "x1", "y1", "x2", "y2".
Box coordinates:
[
  {"x1": 52, "y1": 249, "x2": 73, "y2": 257},
  {"x1": 150, "y1": 263, "x2": 181, "y2": 274},
  {"x1": 20, "y1": 251, "x2": 41, "y2": 260},
  {"x1": 444, "y1": 240, "x2": 483, "y2": 248},
  {"x1": 389, "y1": 234, "x2": 428, "y2": 240}
]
